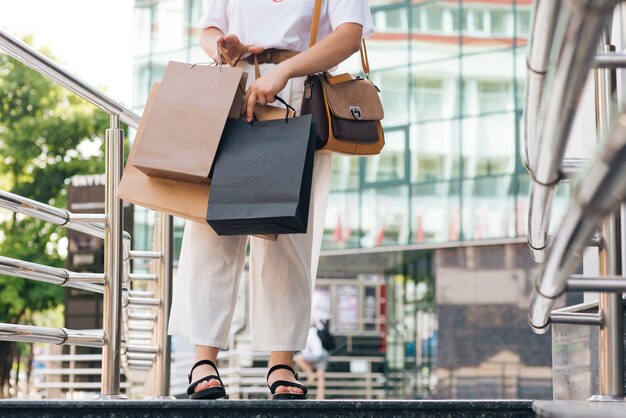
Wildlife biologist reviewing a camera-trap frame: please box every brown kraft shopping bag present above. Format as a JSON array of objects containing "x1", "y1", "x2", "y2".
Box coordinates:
[
  {"x1": 132, "y1": 61, "x2": 247, "y2": 183},
  {"x1": 118, "y1": 83, "x2": 278, "y2": 240}
]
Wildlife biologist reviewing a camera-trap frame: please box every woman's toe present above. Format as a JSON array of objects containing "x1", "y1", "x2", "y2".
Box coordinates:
[
  {"x1": 275, "y1": 385, "x2": 290, "y2": 394},
  {"x1": 195, "y1": 380, "x2": 210, "y2": 392},
  {"x1": 208, "y1": 378, "x2": 222, "y2": 388}
]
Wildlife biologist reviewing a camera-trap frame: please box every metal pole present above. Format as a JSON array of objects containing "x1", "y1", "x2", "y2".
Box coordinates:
[
  {"x1": 99, "y1": 114, "x2": 126, "y2": 399},
  {"x1": 549, "y1": 312, "x2": 603, "y2": 327},
  {"x1": 152, "y1": 213, "x2": 174, "y2": 399},
  {"x1": 592, "y1": 35, "x2": 625, "y2": 401}
]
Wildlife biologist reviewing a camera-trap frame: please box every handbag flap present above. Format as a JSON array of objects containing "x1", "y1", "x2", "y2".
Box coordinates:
[{"x1": 320, "y1": 74, "x2": 384, "y2": 121}]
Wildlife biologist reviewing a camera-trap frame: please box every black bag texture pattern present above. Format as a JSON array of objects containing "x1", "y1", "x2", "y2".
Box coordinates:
[{"x1": 206, "y1": 114, "x2": 316, "y2": 236}]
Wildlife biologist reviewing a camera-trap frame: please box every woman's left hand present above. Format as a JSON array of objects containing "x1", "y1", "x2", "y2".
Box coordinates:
[{"x1": 243, "y1": 64, "x2": 290, "y2": 122}]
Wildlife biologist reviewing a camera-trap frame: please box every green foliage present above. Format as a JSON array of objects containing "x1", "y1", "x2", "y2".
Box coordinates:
[{"x1": 0, "y1": 38, "x2": 110, "y2": 325}]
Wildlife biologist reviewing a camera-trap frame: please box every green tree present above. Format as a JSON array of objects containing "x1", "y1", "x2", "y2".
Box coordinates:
[{"x1": 0, "y1": 39, "x2": 109, "y2": 396}]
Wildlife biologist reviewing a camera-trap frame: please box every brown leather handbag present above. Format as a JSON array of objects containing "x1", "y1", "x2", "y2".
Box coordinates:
[{"x1": 300, "y1": 0, "x2": 385, "y2": 155}]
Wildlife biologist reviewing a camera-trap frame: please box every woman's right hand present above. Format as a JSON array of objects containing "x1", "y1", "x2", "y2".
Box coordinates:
[{"x1": 214, "y1": 34, "x2": 264, "y2": 64}]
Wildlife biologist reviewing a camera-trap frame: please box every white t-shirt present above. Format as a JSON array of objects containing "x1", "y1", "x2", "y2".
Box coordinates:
[{"x1": 198, "y1": 0, "x2": 374, "y2": 52}]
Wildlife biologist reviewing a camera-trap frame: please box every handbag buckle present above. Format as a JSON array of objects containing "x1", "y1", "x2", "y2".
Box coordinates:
[{"x1": 349, "y1": 106, "x2": 363, "y2": 120}]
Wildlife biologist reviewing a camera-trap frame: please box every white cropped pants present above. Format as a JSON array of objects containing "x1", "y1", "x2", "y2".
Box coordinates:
[{"x1": 168, "y1": 61, "x2": 333, "y2": 351}]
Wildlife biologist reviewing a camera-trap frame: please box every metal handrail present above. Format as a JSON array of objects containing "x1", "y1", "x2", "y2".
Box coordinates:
[
  {"x1": 529, "y1": 110, "x2": 626, "y2": 333},
  {"x1": 527, "y1": 0, "x2": 619, "y2": 263},
  {"x1": 0, "y1": 324, "x2": 104, "y2": 348},
  {"x1": 524, "y1": 0, "x2": 562, "y2": 173},
  {"x1": 0, "y1": 255, "x2": 104, "y2": 293},
  {"x1": 0, "y1": 189, "x2": 132, "y2": 242},
  {"x1": 0, "y1": 29, "x2": 140, "y2": 129},
  {"x1": 0, "y1": 29, "x2": 176, "y2": 399}
]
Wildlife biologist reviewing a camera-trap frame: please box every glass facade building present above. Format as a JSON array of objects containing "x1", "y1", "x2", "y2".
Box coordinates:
[
  {"x1": 132, "y1": 0, "x2": 560, "y2": 399},
  {"x1": 132, "y1": 0, "x2": 570, "y2": 252}
]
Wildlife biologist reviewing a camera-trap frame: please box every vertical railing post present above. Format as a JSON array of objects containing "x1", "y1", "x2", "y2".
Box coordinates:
[
  {"x1": 592, "y1": 29, "x2": 625, "y2": 401},
  {"x1": 152, "y1": 213, "x2": 174, "y2": 398},
  {"x1": 99, "y1": 114, "x2": 126, "y2": 399}
]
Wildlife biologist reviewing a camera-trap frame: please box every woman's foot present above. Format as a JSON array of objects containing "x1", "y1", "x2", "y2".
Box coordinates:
[
  {"x1": 268, "y1": 366, "x2": 305, "y2": 395},
  {"x1": 187, "y1": 359, "x2": 226, "y2": 399},
  {"x1": 266, "y1": 364, "x2": 308, "y2": 399},
  {"x1": 190, "y1": 361, "x2": 222, "y2": 393}
]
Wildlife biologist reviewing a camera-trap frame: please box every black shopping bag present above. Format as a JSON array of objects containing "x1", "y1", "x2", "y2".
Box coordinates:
[{"x1": 206, "y1": 114, "x2": 315, "y2": 236}]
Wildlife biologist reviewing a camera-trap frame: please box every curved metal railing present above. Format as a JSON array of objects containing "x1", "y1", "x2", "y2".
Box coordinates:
[
  {"x1": 526, "y1": 0, "x2": 618, "y2": 263},
  {"x1": 0, "y1": 28, "x2": 173, "y2": 398},
  {"x1": 524, "y1": 0, "x2": 562, "y2": 174},
  {"x1": 0, "y1": 29, "x2": 140, "y2": 129},
  {"x1": 525, "y1": 0, "x2": 626, "y2": 400},
  {"x1": 529, "y1": 111, "x2": 626, "y2": 331}
]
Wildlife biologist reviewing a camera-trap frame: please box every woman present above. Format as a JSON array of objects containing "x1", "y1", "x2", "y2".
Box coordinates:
[{"x1": 168, "y1": 0, "x2": 374, "y2": 400}]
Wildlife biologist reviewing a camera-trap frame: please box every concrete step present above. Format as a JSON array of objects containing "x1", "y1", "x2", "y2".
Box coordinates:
[
  {"x1": 533, "y1": 400, "x2": 626, "y2": 418},
  {"x1": 0, "y1": 399, "x2": 533, "y2": 417}
]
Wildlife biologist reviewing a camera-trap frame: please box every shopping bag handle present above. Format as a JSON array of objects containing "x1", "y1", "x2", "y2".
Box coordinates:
[
  {"x1": 217, "y1": 41, "x2": 249, "y2": 69},
  {"x1": 274, "y1": 96, "x2": 296, "y2": 123},
  {"x1": 251, "y1": 96, "x2": 295, "y2": 125}
]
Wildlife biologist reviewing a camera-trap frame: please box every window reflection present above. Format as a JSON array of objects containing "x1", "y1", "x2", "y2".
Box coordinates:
[
  {"x1": 361, "y1": 186, "x2": 409, "y2": 247},
  {"x1": 462, "y1": 176, "x2": 517, "y2": 240},
  {"x1": 365, "y1": 130, "x2": 406, "y2": 184},
  {"x1": 412, "y1": 181, "x2": 461, "y2": 243},
  {"x1": 410, "y1": 120, "x2": 461, "y2": 182},
  {"x1": 324, "y1": 191, "x2": 360, "y2": 250},
  {"x1": 461, "y1": 113, "x2": 516, "y2": 177},
  {"x1": 133, "y1": 0, "x2": 537, "y2": 252}
]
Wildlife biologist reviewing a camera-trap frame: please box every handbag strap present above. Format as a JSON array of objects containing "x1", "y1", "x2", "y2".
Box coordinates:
[
  {"x1": 309, "y1": 0, "x2": 323, "y2": 48},
  {"x1": 308, "y1": 0, "x2": 371, "y2": 79}
]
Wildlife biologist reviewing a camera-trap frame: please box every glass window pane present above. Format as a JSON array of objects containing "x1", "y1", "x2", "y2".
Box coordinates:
[
  {"x1": 411, "y1": 6, "x2": 424, "y2": 32},
  {"x1": 490, "y1": 9, "x2": 511, "y2": 36},
  {"x1": 449, "y1": 9, "x2": 461, "y2": 32},
  {"x1": 461, "y1": 113, "x2": 516, "y2": 177},
  {"x1": 374, "y1": 67, "x2": 409, "y2": 127},
  {"x1": 411, "y1": 4, "x2": 460, "y2": 62},
  {"x1": 133, "y1": 6, "x2": 153, "y2": 57},
  {"x1": 373, "y1": 6, "x2": 407, "y2": 33},
  {"x1": 476, "y1": 80, "x2": 512, "y2": 113},
  {"x1": 361, "y1": 186, "x2": 409, "y2": 247},
  {"x1": 365, "y1": 130, "x2": 406, "y2": 184},
  {"x1": 152, "y1": 0, "x2": 186, "y2": 54},
  {"x1": 462, "y1": 175, "x2": 516, "y2": 240},
  {"x1": 323, "y1": 191, "x2": 360, "y2": 250},
  {"x1": 412, "y1": 180, "x2": 461, "y2": 243},
  {"x1": 515, "y1": 9, "x2": 532, "y2": 38},
  {"x1": 514, "y1": 173, "x2": 530, "y2": 237},
  {"x1": 426, "y1": 6, "x2": 444, "y2": 32},
  {"x1": 411, "y1": 58, "x2": 460, "y2": 122},
  {"x1": 331, "y1": 155, "x2": 360, "y2": 190},
  {"x1": 411, "y1": 120, "x2": 461, "y2": 182},
  {"x1": 462, "y1": 50, "x2": 514, "y2": 116}
]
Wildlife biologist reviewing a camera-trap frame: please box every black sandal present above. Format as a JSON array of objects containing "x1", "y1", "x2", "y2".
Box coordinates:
[
  {"x1": 266, "y1": 364, "x2": 308, "y2": 400},
  {"x1": 187, "y1": 359, "x2": 226, "y2": 400}
]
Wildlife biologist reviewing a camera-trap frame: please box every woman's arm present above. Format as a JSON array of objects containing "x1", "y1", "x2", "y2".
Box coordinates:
[{"x1": 243, "y1": 22, "x2": 364, "y2": 121}]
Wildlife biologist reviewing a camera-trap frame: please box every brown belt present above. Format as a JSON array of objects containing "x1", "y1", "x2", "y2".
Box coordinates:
[{"x1": 245, "y1": 48, "x2": 299, "y2": 65}]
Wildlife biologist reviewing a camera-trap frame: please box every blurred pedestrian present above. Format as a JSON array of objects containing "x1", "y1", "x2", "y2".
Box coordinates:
[{"x1": 295, "y1": 319, "x2": 333, "y2": 399}]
